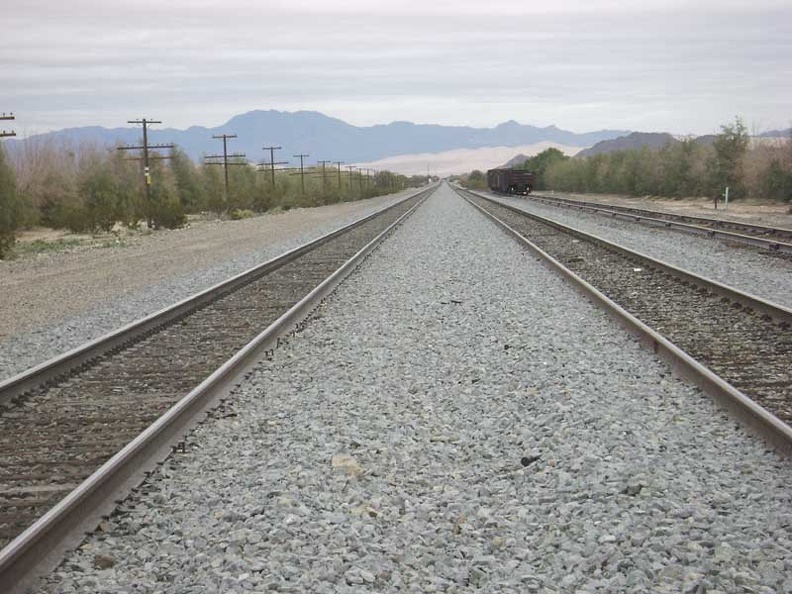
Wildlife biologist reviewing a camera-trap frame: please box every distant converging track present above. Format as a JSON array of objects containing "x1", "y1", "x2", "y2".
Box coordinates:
[
  {"x1": 0, "y1": 192, "x2": 426, "y2": 552},
  {"x1": 529, "y1": 193, "x2": 792, "y2": 254},
  {"x1": 459, "y1": 188, "x2": 792, "y2": 431}
]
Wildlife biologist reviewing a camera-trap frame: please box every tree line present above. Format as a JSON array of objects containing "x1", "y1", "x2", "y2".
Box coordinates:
[
  {"x1": 461, "y1": 118, "x2": 792, "y2": 203},
  {"x1": 0, "y1": 140, "x2": 423, "y2": 259}
]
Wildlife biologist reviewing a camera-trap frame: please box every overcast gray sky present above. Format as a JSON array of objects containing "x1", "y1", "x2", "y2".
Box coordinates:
[{"x1": 3, "y1": 0, "x2": 790, "y2": 137}]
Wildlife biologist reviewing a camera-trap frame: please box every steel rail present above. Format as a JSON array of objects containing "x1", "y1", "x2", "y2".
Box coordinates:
[
  {"x1": 530, "y1": 192, "x2": 792, "y2": 238},
  {"x1": 471, "y1": 190, "x2": 792, "y2": 323},
  {"x1": 0, "y1": 187, "x2": 430, "y2": 408},
  {"x1": 0, "y1": 186, "x2": 435, "y2": 594},
  {"x1": 455, "y1": 187, "x2": 792, "y2": 457},
  {"x1": 525, "y1": 192, "x2": 792, "y2": 254}
]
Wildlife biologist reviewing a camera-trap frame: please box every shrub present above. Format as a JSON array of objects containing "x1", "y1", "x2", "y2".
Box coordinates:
[
  {"x1": 78, "y1": 161, "x2": 121, "y2": 232},
  {"x1": 516, "y1": 148, "x2": 569, "y2": 190},
  {"x1": 148, "y1": 175, "x2": 186, "y2": 229},
  {"x1": 0, "y1": 146, "x2": 19, "y2": 258},
  {"x1": 708, "y1": 117, "x2": 750, "y2": 198},
  {"x1": 462, "y1": 170, "x2": 487, "y2": 190},
  {"x1": 228, "y1": 208, "x2": 255, "y2": 220}
]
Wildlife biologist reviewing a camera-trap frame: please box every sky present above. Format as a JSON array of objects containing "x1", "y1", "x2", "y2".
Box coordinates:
[{"x1": 2, "y1": 0, "x2": 790, "y2": 138}]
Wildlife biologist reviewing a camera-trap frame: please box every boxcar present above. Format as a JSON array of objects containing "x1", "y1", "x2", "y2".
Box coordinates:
[{"x1": 486, "y1": 168, "x2": 535, "y2": 195}]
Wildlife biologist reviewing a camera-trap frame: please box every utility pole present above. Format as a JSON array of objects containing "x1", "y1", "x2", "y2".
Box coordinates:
[
  {"x1": 293, "y1": 153, "x2": 309, "y2": 196},
  {"x1": 205, "y1": 134, "x2": 246, "y2": 198},
  {"x1": 0, "y1": 113, "x2": 15, "y2": 138},
  {"x1": 117, "y1": 118, "x2": 174, "y2": 228},
  {"x1": 334, "y1": 161, "x2": 344, "y2": 188},
  {"x1": 317, "y1": 160, "x2": 332, "y2": 193},
  {"x1": 261, "y1": 145, "x2": 287, "y2": 187},
  {"x1": 346, "y1": 165, "x2": 357, "y2": 193}
]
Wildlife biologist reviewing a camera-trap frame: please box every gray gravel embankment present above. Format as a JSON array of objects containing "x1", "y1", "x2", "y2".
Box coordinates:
[
  {"x1": 41, "y1": 184, "x2": 792, "y2": 593},
  {"x1": 492, "y1": 193, "x2": 792, "y2": 310},
  {"x1": 0, "y1": 192, "x2": 407, "y2": 382}
]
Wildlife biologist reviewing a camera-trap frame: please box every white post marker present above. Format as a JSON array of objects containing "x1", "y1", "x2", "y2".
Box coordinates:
[{"x1": 724, "y1": 186, "x2": 729, "y2": 210}]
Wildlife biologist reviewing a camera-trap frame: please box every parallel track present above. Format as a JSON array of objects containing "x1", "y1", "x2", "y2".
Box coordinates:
[
  {"x1": 457, "y1": 188, "x2": 792, "y2": 454},
  {"x1": 525, "y1": 192, "x2": 792, "y2": 254},
  {"x1": 0, "y1": 187, "x2": 433, "y2": 591}
]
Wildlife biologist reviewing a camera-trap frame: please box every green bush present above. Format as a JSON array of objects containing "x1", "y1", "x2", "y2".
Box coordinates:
[
  {"x1": 171, "y1": 148, "x2": 208, "y2": 212},
  {"x1": 228, "y1": 208, "x2": 255, "y2": 220},
  {"x1": 537, "y1": 117, "x2": 791, "y2": 201},
  {"x1": 707, "y1": 117, "x2": 750, "y2": 198},
  {"x1": 0, "y1": 146, "x2": 19, "y2": 258},
  {"x1": 78, "y1": 162, "x2": 121, "y2": 232},
  {"x1": 515, "y1": 148, "x2": 569, "y2": 190},
  {"x1": 461, "y1": 170, "x2": 487, "y2": 190},
  {"x1": 148, "y1": 175, "x2": 186, "y2": 229},
  {"x1": 4, "y1": 138, "x2": 413, "y2": 240},
  {"x1": 758, "y1": 159, "x2": 792, "y2": 202}
]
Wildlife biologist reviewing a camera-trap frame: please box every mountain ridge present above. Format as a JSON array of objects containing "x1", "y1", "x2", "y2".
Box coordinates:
[
  {"x1": 4, "y1": 110, "x2": 630, "y2": 165},
  {"x1": 576, "y1": 132, "x2": 679, "y2": 158}
]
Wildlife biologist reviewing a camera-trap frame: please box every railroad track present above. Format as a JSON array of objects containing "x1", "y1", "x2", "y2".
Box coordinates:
[
  {"x1": 0, "y1": 186, "x2": 434, "y2": 592},
  {"x1": 456, "y1": 187, "x2": 792, "y2": 454},
  {"x1": 525, "y1": 192, "x2": 792, "y2": 254}
]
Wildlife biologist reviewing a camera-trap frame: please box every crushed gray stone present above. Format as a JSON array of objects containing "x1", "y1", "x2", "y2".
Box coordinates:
[
  {"x1": 492, "y1": 193, "x2": 792, "y2": 310},
  {"x1": 38, "y1": 184, "x2": 792, "y2": 593}
]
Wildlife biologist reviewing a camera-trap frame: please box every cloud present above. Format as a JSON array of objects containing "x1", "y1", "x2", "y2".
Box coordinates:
[{"x1": 2, "y1": 0, "x2": 790, "y2": 136}]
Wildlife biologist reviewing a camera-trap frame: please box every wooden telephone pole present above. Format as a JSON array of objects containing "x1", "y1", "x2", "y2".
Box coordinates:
[
  {"x1": 204, "y1": 134, "x2": 247, "y2": 197},
  {"x1": 334, "y1": 161, "x2": 344, "y2": 188},
  {"x1": 117, "y1": 118, "x2": 174, "y2": 228},
  {"x1": 259, "y1": 145, "x2": 288, "y2": 187},
  {"x1": 0, "y1": 113, "x2": 15, "y2": 138},
  {"x1": 293, "y1": 153, "x2": 309, "y2": 196},
  {"x1": 316, "y1": 160, "x2": 332, "y2": 192}
]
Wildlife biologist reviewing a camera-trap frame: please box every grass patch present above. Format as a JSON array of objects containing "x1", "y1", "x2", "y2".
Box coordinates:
[
  {"x1": 14, "y1": 238, "x2": 83, "y2": 256},
  {"x1": 99, "y1": 238, "x2": 129, "y2": 249},
  {"x1": 12, "y1": 234, "x2": 130, "y2": 258},
  {"x1": 228, "y1": 209, "x2": 256, "y2": 220}
]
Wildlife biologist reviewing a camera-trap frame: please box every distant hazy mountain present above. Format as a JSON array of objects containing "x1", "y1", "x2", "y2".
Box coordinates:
[
  {"x1": 573, "y1": 128, "x2": 791, "y2": 160},
  {"x1": 759, "y1": 128, "x2": 791, "y2": 138},
  {"x1": 500, "y1": 154, "x2": 532, "y2": 168},
  {"x1": 5, "y1": 110, "x2": 630, "y2": 165},
  {"x1": 356, "y1": 142, "x2": 584, "y2": 177},
  {"x1": 576, "y1": 132, "x2": 678, "y2": 158}
]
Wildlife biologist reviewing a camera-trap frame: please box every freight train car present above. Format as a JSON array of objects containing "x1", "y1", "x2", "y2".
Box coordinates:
[{"x1": 486, "y1": 168, "x2": 535, "y2": 195}]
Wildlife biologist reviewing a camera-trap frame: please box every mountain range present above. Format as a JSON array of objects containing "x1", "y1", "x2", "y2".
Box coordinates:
[
  {"x1": 759, "y1": 128, "x2": 791, "y2": 138},
  {"x1": 575, "y1": 132, "x2": 681, "y2": 158},
  {"x1": 574, "y1": 128, "x2": 790, "y2": 159},
  {"x1": 6, "y1": 110, "x2": 630, "y2": 166}
]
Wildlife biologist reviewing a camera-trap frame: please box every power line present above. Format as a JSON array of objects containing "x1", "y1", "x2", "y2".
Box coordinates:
[
  {"x1": 0, "y1": 113, "x2": 16, "y2": 138},
  {"x1": 348, "y1": 166, "x2": 363, "y2": 188},
  {"x1": 204, "y1": 134, "x2": 247, "y2": 197},
  {"x1": 333, "y1": 161, "x2": 345, "y2": 188},
  {"x1": 259, "y1": 145, "x2": 288, "y2": 187},
  {"x1": 293, "y1": 153, "x2": 309, "y2": 196},
  {"x1": 316, "y1": 160, "x2": 332, "y2": 192},
  {"x1": 117, "y1": 118, "x2": 175, "y2": 229}
]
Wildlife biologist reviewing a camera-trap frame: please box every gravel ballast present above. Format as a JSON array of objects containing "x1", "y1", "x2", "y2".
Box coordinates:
[
  {"x1": 492, "y1": 193, "x2": 792, "y2": 310},
  {"x1": 40, "y1": 184, "x2": 792, "y2": 593},
  {"x1": 0, "y1": 192, "x2": 408, "y2": 382}
]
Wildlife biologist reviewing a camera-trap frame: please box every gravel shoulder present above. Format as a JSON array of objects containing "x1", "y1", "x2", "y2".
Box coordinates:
[
  {"x1": 0, "y1": 192, "x2": 408, "y2": 381},
  {"x1": 40, "y1": 184, "x2": 792, "y2": 593},
  {"x1": 547, "y1": 192, "x2": 792, "y2": 230}
]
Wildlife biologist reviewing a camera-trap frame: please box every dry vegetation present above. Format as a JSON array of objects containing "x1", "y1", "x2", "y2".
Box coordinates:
[
  {"x1": 0, "y1": 138, "x2": 423, "y2": 259},
  {"x1": 460, "y1": 119, "x2": 792, "y2": 210}
]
